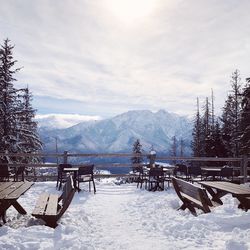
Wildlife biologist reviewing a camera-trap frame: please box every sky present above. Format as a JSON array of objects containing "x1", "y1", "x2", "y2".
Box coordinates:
[{"x1": 0, "y1": 0, "x2": 250, "y2": 120}]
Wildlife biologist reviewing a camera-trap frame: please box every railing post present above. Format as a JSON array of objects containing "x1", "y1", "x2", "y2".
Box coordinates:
[
  {"x1": 63, "y1": 151, "x2": 68, "y2": 164},
  {"x1": 243, "y1": 155, "x2": 248, "y2": 184},
  {"x1": 149, "y1": 150, "x2": 156, "y2": 167}
]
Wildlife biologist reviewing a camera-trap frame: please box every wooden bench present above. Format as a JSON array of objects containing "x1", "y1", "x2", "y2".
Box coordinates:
[
  {"x1": 32, "y1": 176, "x2": 75, "y2": 228},
  {"x1": 172, "y1": 177, "x2": 216, "y2": 216}
]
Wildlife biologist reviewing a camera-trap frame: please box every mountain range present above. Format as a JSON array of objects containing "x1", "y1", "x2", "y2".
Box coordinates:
[{"x1": 38, "y1": 110, "x2": 193, "y2": 155}]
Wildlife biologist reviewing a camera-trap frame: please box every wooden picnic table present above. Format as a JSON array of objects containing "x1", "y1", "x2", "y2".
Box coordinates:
[
  {"x1": 200, "y1": 181, "x2": 250, "y2": 211},
  {"x1": 0, "y1": 181, "x2": 33, "y2": 224}
]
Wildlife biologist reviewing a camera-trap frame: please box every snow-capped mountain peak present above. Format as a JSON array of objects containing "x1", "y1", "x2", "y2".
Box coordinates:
[{"x1": 39, "y1": 109, "x2": 193, "y2": 154}]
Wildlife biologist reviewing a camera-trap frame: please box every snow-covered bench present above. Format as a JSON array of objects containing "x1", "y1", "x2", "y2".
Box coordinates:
[
  {"x1": 32, "y1": 176, "x2": 75, "y2": 228},
  {"x1": 172, "y1": 177, "x2": 215, "y2": 216}
]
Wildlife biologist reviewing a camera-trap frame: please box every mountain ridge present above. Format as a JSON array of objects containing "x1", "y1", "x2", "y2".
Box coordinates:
[{"x1": 39, "y1": 109, "x2": 193, "y2": 155}]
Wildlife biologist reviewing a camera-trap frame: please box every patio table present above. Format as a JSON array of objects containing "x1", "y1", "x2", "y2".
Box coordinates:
[
  {"x1": 200, "y1": 181, "x2": 250, "y2": 210},
  {"x1": 0, "y1": 181, "x2": 33, "y2": 224}
]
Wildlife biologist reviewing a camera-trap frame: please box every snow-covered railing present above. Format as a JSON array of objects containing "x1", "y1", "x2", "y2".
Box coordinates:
[{"x1": 0, "y1": 152, "x2": 249, "y2": 183}]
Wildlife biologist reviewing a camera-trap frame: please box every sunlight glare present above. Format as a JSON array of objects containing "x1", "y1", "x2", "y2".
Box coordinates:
[{"x1": 105, "y1": 0, "x2": 157, "y2": 25}]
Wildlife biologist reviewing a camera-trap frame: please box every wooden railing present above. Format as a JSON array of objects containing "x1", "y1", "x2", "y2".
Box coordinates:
[{"x1": 0, "y1": 151, "x2": 249, "y2": 183}]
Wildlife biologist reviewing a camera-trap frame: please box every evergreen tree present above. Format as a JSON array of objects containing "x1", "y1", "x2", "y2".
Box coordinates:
[
  {"x1": 220, "y1": 95, "x2": 234, "y2": 156},
  {"x1": 170, "y1": 136, "x2": 177, "y2": 164},
  {"x1": 191, "y1": 97, "x2": 202, "y2": 157},
  {"x1": 212, "y1": 120, "x2": 226, "y2": 158},
  {"x1": 220, "y1": 70, "x2": 242, "y2": 157},
  {"x1": 171, "y1": 136, "x2": 177, "y2": 157},
  {"x1": 180, "y1": 138, "x2": 184, "y2": 157},
  {"x1": 201, "y1": 97, "x2": 213, "y2": 156},
  {"x1": 0, "y1": 39, "x2": 42, "y2": 163},
  {"x1": 131, "y1": 139, "x2": 143, "y2": 171},
  {"x1": 211, "y1": 89, "x2": 215, "y2": 130},
  {"x1": 17, "y1": 88, "x2": 42, "y2": 162},
  {"x1": 0, "y1": 39, "x2": 20, "y2": 162},
  {"x1": 230, "y1": 69, "x2": 242, "y2": 157},
  {"x1": 239, "y1": 78, "x2": 250, "y2": 155}
]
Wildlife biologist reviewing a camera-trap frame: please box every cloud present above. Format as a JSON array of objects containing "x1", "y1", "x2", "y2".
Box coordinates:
[
  {"x1": 0, "y1": 0, "x2": 249, "y2": 117},
  {"x1": 35, "y1": 113, "x2": 102, "y2": 129}
]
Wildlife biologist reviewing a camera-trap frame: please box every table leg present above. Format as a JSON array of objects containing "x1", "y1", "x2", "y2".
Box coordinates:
[
  {"x1": 73, "y1": 172, "x2": 81, "y2": 192},
  {"x1": 0, "y1": 211, "x2": 6, "y2": 224},
  {"x1": 0, "y1": 201, "x2": 13, "y2": 224},
  {"x1": 203, "y1": 186, "x2": 225, "y2": 205},
  {"x1": 12, "y1": 200, "x2": 27, "y2": 214},
  {"x1": 234, "y1": 196, "x2": 250, "y2": 211}
]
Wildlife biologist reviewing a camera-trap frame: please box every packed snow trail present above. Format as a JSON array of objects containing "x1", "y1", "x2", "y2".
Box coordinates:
[{"x1": 80, "y1": 183, "x2": 169, "y2": 250}]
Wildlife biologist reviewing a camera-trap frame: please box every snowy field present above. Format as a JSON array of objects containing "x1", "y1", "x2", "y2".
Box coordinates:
[{"x1": 0, "y1": 179, "x2": 250, "y2": 250}]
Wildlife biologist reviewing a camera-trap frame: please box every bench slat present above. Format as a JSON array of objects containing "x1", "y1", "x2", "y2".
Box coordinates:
[
  {"x1": 181, "y1": 192, "x2": 203, "y2": 207},
  {"x1": 45, "y1": 194, "x2": 59, "y2": 216},
  {"x1": 176, "y1": 179, "x2": 202, "y2": 201},
  {"x1": 32, "y1": 193, "x2": 50, "y2": 216}
]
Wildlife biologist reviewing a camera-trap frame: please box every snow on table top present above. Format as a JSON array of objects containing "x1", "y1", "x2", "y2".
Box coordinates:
[{"x1": 0, "y1": 180, "x2": 250, "y2": 250}]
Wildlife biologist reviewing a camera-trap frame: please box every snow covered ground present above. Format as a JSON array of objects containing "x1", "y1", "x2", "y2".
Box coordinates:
[{"x1": 0, "y1": 179, "x2": 250, "y2": 250}]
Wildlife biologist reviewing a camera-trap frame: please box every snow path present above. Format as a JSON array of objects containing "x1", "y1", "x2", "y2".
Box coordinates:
[{"x1": 82, "y1": 184, "x2": 168, "y2": 250}]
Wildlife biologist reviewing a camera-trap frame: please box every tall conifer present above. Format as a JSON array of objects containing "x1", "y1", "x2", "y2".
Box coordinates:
[
  {"x1": 0, "y1": 39, "x2": 20, "y2": 162},
  {"x1": 239, "y1": 78, "x2": 250, "y2": 155}
]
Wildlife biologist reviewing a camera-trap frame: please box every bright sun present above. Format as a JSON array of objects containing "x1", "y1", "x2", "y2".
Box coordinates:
[{"x1": 105, "y1": 0, "x2": 157, "y2": 25}]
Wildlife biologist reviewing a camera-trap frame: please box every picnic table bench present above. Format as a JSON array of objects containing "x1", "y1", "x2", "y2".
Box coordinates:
[
  {"x1": 172, "y1": 177, "x2": 217, "y2": 216},
  {"x1": 32, "y1": 176, "x2": 75, "y2": 228},
  {"x1": 0, "y1": 181, "x2": 33, "y2": 225},
  {"x1": 200, "y1": 181, "x2": 250, "y2": 211}
]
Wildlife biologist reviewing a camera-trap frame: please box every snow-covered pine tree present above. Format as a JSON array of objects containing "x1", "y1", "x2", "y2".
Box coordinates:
[
  {"x1": 17, "y1": 87, "x2": 42, "y2": 163},
  {"x1": 230, "y1": 69, "x2": 242, "y2": 157},
  {"x1": 220, "y1": 70, "x2": 242, "y2": 157},
  {"x1": 0, "y1": 39, "x2": 42, "y2": 164},
  {"x1": 239, "y1": 78, "x2": 250, "y2": 155},
  {"x1": 212, "y1": 120, "x2": 226, "y2": 158},
  {"x1": 201, "y1": 97, "x2": 214, "y2": 157},
  {"x1": 131, "y1": 139, "x2": 143, "y2": 172},
  {"x1": 180, "y1": 138, "x2": 184, "y2": 157},
  {"x1": 191, "y1": 97, "x2": 202, "y2": 157},
  {"x1": 170, "y1": 135, "x2": 177, "y2": 164},
  {"x1": 220, "y1": 95, "x2": 234, "y2": 156},
  {"x1": 0, "y1": 38, "x2": 20, "y2": 163}
]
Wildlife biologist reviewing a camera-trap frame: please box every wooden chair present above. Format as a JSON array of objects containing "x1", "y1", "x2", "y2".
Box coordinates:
[
  {"x1": 32, "y1": 176, "x2": 75, "y2": 228},
  {"x1": 77, "y1": 164, "x2": 96, "y2": 193},
  {"x1": 172, "y1": 177, "x2": 215, "y2": 216},
  {"x1": 14, "y1": 166, "x2": 25, "y2": 181},
  {"x1": 220, "y1": 166, "x2": 233, "y2": 181},
  {"x1": 0, "y1": 164, "x2": 13, "y2": 181},
  {"x1": 188, "y1": 165, "x2": 203, "y2": 183},
  {"x1": 173, "y1": 164, "x2": 188, "y2": 181},
  {"x1": 134, "y1": 165, "x2": 148, "y2": 189},
  {"x1": 146, "y1": 167, "x2": 165, "y2": 191},
  {"x1": 56, "y1": 164, "x2": 72, "y2": 190}
]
